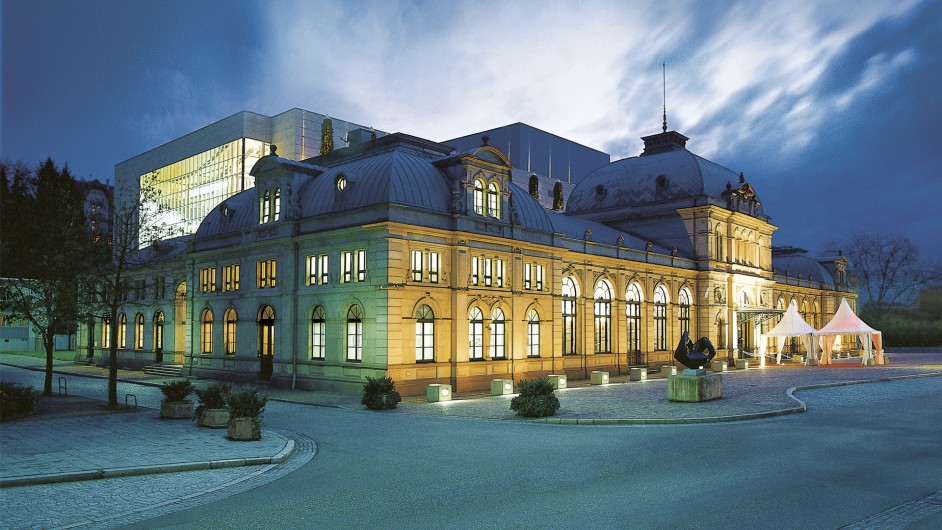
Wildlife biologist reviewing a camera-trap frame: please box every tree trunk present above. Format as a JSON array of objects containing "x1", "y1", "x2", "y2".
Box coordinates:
[
  {"x1": 43, "y1": 334, "x2": 54, "y2": 396},
  {"x1": 107, "y1": 306, "x2": 119, "y2": 409}
]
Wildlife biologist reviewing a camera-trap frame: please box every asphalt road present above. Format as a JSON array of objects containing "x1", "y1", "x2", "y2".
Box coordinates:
[{"x1": 132, "y1": 376, "x2": 941, "y2": 529}]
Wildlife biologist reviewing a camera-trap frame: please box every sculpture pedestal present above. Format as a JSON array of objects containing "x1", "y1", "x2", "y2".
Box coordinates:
[{"x1": 668, "y1": 373, "x2": 723, "y2": 402}]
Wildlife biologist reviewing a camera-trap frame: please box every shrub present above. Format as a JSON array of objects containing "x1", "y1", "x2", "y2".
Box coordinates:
[
  {"x1": 160, "y1": 379, "x2": 195, "y2": 402},
  {"x1": 0, "y1": 382, "x2": 38, "y2": 421},
  {"x1": 226, "y1": 387, "x2": 268, "y2": 419},
  {"x1": 510, "y1": 377, "x2": 560, "y2": 418},
  {"x1": 361, "y1": 375, "x2": 402, "y2": 410},
  {"x1": 195, "y1": 382, "x2": 231, "y2": 417}
]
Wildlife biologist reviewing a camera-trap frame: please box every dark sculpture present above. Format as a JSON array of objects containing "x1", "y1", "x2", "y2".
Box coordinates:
[{"x1": 673, "y1": 331, "x2": 717, "y2": 369}]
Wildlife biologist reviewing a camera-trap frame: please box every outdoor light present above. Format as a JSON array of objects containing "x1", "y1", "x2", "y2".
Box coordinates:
[
  {"x1": 427, "y1": 383, "x2": 452, "y2": 402},
  {"x1": 504, "y1": 383, "x2": 512, "y2": 391},
  {"x1": 442, "y1": 388, "x2": 449, "y2": 396}
]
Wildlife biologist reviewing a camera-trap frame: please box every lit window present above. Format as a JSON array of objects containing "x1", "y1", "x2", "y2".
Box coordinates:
[
  {"x1": 471, "y1": 257, "x2": 479, "y2": 286},
  {"x1": 307, "y1": 254, "x2": 330, "y2": 285},
  {"x1": 495, "y1": 259, "x2": 504, "y2": 287},
  {"x1": 341, "y1": 251, "x2": 353, "y2": 283},
  {"x1": 102, "y1": 315, "x2": 111, "y2": 348},
  {"x1": 429, "y1": 252, "x2": 440, "y2": 283},
  {"x1": 411, "y1": 251, "x2": 423, "y2": 282},
  {"x1": 336, "y1": 176, "x2": 347, "y2": 191},
  {"x1": 200, "y1": 309, "x2": 214, "y2": 354},
  {"x1": 527, "y1": 309, "x2": 540, "y2": 358},
  {"x1": 134, "y1": 313, "x2": 145, "y2": 350},
  {"x1": 273, "y1": 187, "x2": 281, "y2": 221},
  {"x1": 222, "y1": 264, "x2": 240, "y2": 292},
  {"x1": 594, "y1": 280, "x2": 612, "y2": 354},
  {"x1": 562, "y1": 276, "x2": 578, "y2": 355},
  {"x1": 415, "y1": 305, "x2": 434, "y2": 362},
  {"x1": 487, "y1": 182, "x2": 500, "y2": 218},
  {"x1": 483, "y1": 258, "x2": 493, "y2": 287},
  {"x1": 153, "y1": 311, "x2": 164, "y2": 352},
  {"x1": 654, "y1": 285, "x2": 669, "y2": 351},
  {"x1": 525, "y1": 264, "x2": 532, "y2": 290},
  {"x1": 318, "y1": 254, "x2": 329, "y2": 284},
  {"x1": 224, "y1": 308, "x2": 237, "y2": 355},
  {"x1": 199, "y1": 267, "x2": 217, "y2": 293},
  {"x1": 256, "y1": 259, "x2": 277, "y2": 288},
  {"x1": 535, "y1": 265, "x2": 544, "y2": 290},
  {"x1": 311, "y1": 306, "x2": 326, "y2": 360},
  {"x1": 626, "y1": 283, "x2": 642, "y2": 360},
  {"x1": 346, "y1": 305, "x2": 363, "y2": 362},
  {"x1": 118, "y1": 313, "x2": 127, "y2": 349},
  {"x1": 356, "y1": 250, "x2": 366, "y2": 282},
  {"x1": 469, "y1": 307, "x2": 483, "y2": 360},
  {"x1": 260, "y1": 190, "x2": 271, "y2": 224},
  {"x1": 473, "y1": 179, "x2": 485, "y2": 215},
  {"x1": 489, "y1": 308, "x2": 505, "y2": 359}
]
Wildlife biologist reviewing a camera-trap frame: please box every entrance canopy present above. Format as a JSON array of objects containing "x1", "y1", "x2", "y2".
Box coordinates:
[
  {"x1": 816, "y1": 298, "x2": 884, "y2": 365},
  {"x1": 763, "y1": 301, "x2": 818, "y2": 365}
]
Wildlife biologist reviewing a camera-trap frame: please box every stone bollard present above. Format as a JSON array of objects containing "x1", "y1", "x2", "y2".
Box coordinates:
[
  {"x1": 590, "y1": 371, "x2": 609, "y2": 385},
  {"x1": 547, "y1": 374, "x2": 567, "y2": 389},
  {"x1": 490, "y1": 379, "x2": 514, "y2": 395},
  {"x1": 630, "y1": 367, "x2": 647, "y2": 381},
  {"x1": 659, "y1": 365, "x2": 677, "y2": 377},
  {"x1": 710, "y1": 361, "x2": 728, "y2": 372},
  {"x1": 427, "y1": 383, "x2": 452, "y2": 402}
]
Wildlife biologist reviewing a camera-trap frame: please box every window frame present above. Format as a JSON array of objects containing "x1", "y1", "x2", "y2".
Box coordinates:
[
  {"x1": 311, "y1": 306, "x2": 326, "y2": 360},
  {"x1": 468, "y1": 307, "x2": 484, "y2": 360},
  {"x1": 346, "y1": 305, "x2": 363, "y2": 362},
  {"x1": 200, "y1": 308, "x2": 214, "y2": 354},
  {"x1": 415, "y1": 305, "x2": 435, "y2": 362}
]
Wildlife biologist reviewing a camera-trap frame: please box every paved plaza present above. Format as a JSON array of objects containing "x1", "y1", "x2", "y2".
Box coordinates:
[{"x1": 1, "y1": 351, "x2": 941, "y2": 529}]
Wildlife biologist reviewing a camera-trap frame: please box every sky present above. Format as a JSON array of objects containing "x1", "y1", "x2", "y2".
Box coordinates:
[{"x1": 3, "y1": 0, "x2": 941, "y2": 263}]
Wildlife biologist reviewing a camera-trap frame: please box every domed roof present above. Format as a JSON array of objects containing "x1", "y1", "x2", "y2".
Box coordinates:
[
  {"x1": 300, "y1": 146, "x2": 451, "y2": 217},
  {"x1": 194, "y1": 188, "x2": 257, "y2": 239},
  {"x1": 567, "y1": 148, "x2": 740, "y2": 214},
  {"x1": 507, "y1": 182, "x2": 554, "y2": 233},
  {"x1": 773, "y1": 250, "x2": 835, "y2": 284}
]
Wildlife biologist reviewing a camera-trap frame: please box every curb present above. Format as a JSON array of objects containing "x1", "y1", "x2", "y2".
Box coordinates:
[
  {"x1": 0, "y1": 433, "x2": 297, "y2": 489},
  {"x1": 529, "y1": 371, "x2": 942, "y2": 425}
]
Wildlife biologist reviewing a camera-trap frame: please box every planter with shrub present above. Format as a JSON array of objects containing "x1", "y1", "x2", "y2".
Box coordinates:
[
  {"x1": 510, "y1": 377, "x2": 560, "y2": 418},
  {"x1": 159, "y1": 379, "x2": 195, "y2": 419},
  {"x1": 225, "y1": 387, "x2": 268, "y2": 441},
  {"x1": 361, "y1": 375, "x2": 402, "y2": 410},
  {"x1": 195, "y1": 382, "x2": 231, "y2": 428},
  {"x1": 0, "y1": 382, "x2": 38, "y2": 421}
]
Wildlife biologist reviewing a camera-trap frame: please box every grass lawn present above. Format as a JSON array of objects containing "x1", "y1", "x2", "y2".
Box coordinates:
[{"x1": 1, "y1": 350, "x2": 77, "y2": 362}]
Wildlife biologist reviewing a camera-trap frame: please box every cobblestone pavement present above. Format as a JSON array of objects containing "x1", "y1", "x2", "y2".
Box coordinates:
[{"x1": 0, "y1": 429, "x2": 316, "y2": 530}]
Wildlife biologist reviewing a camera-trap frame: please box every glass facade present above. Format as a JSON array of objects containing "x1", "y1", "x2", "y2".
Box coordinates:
[{"x1": 141, "y1": 138, "x2": 269, "y2": 236}]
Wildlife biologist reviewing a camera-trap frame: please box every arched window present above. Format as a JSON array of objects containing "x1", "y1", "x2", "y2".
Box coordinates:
[
  {"x1": 562, "y1": 276, "x2": 578, "y2": 355},
  {"x1": 224, "y1": 308, "x2": 237, "y2": 355},
  {"x1": 626, "y1": 283, "x2": 643, "y2": 362},
  {"x1": 346, "y1": 305, "x2": 363, "y2": 362},
  {"x1": 101, "y1": 315, "x2": 111, "y2": 349},
  {"x1": 153, "y1": 311, "x2": 164, "y2": 352},
  {"x1": 311, "y1": 306, "x2": 326, "y2": 360},
  {"x1": 594, "y1": 280, "x2": 612, "y2": 354},
  {"x1": 469, "y1": 307, "x2": 484, "y2": 360},
  {"x1": 489, "y1": 308, "x2": 505, "y2": 359},
  {"x1": 134, "y1": 313, "x2": 145, "y2": 350},
  {"x1": 653, "y1": 285, "x2": 669, "y2": 351},
  {"x1": 118, "y1": 313, "x2": 127, "y2": 349},
  {"x1": 473, "y1": 179, "x2": 485, "y2": 215},
  {"x1": 678, "y1": 288, "x2": 692, "y2": 337},
  {"x1": 715, "y1": 227, "x2": 724, "y2": 262},
  {"x1": 273, "y1": 187, "x2": 281, "y2": 221},
  {"x1": 200, "y1": 308, "x2": 214, "y2": 354},
  {"x1": 260, "y1": 190, "x2": 271, "y2": 224},
  {"x1": 526, "y1": 308, "x2": 540, "y2": 358},
  {"x1": 486, "y1": 182, "x2": 500, "y2": 218},
  {"x1": 415, "y1": 305, "x2": 434, "y2": 362}
]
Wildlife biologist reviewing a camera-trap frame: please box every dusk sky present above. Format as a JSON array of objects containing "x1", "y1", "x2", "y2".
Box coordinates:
[{"x1": 3, "y1": 0, "x2": 940, "y2": 263}]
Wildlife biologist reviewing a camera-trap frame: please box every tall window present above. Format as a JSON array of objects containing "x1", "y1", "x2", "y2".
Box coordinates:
[
  {"x1": 256, "y1": 259, "x2": 277, "y2": 288},
  {"x1": 469, "y1": 307, "x2": 484, "y2": 360},
  {"x1": 715, "y1": 227, "x2": 724, "y2": 262},
  {"x1": 473, "y1": 179, "x2": 485, "y2": 215},
  {"x1": 346, "y1": 305, "x2": 363, "y2": 361},
  {"x1": 224, "y1": 308, "x2": 237, "y2": 355},
  {"x1": 489, "y1": 308, "x2": 505, "y2": 359},
  {"x1": 134, "y1": 313, "x2": 145, "y2": 350},
  {"x1": 200, "y1": 308, "x2": 214, "y2": 354},
  {"x1": 429, "y1": 252, "x2": 440, "y2": 283},
  {"x1": 654, "y1": 285, "x2": 668, "y2": 350},
  {"x1": 273, "y1": 187, "x2": 281, "y2": 221},
  {"x1": 118, "y1": 313, "x2": 127, "y2": 349},
  {"x1": 495, "y1": 259, "x2": 504, "y2": 287},
  {"x1": 102, "y1": 315, "x2": 111, "y2": 348},
  {"x1": 341, "y1": 250, "x2": 366, "y2": 283},
  {"x1": 311, "y1": 306, "x2": 326, "y2": 360},
  {"x1": 526, "y1": 308, "x2": 540, "y2": 358},
  {"x1": 525, "y1": 264, "x2": 544, "y2": 291},
  {"x1": 679, "y1": 288, "x2": 691, "y2": 338},
  {"x1": 415, "y1": 305, "x2": 434, "y2": 362},
  {"x1": 471, "y1": 257, "x2": 480, "y2": 286},
  {"x1": 594, "y1": 280, "x2": 612, "y2": 354},
  {"x1": 222, "y1": 264, "x2": 240, "y2": 291},
  {"x1": 199, "y1": 267, "x2": 217, "y2": 293},
  {"x1": 483, "y1": 258, "x2": 493, "y2": 286},
  {"x1": 562, "y1": 276, "x2": 578, "y2": 355},
  {"x1": 153, "y1": 311, "x2": 164, "y2": 351},
  {"x1": 626, "y1": 283, "x2": 642, "y2": 360},
  {"x1": 486, "y1": 182, "x2": 500, "y2": 218},
  {"x1": 411, "y1": 251, "x2": 423, "y2": 281},
  {"x1": 260, "y1": 190, "x2": 271, "y2": 224}
]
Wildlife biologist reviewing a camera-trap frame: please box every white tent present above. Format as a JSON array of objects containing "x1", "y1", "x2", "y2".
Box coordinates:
[
  {"x1": 763, "y1": 300, "x2": 818, "y2": 366},
  {"x1": 816, "y1": 298, "x2": 884, "y2": 365}
]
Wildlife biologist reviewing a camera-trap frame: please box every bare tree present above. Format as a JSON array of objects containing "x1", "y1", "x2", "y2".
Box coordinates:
[{"x1": 844, "y1": 233, "x2": 927, "y2": 314}]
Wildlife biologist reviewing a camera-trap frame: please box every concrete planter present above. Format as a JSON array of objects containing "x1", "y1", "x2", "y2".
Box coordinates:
[
  {"x1": 668, "y1": 373, "x2": 723, "y2": 402},
  {"x1": 228, "y1": 417, "x2": 262, "y2": 441},
  {"x1": 198, "y1": 408, "x2": 230, "y2": 429},
  {"x1": 160, "y1": 400, "x2": 194, "y2": 420}
]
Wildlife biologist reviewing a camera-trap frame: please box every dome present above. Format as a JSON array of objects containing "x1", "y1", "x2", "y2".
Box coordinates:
[
  {"x1": 194, "y1": 188, "x2": 257, "y2": 240},
  {"x1": 300, "y1": 146, "x2": 451, "y2": 217},
  {"x1": 567, "y1": 148, "x2": 741, "y2": 214},
  {"x1": 773, "y1": 250, "x2": 835, "y2": 284}
]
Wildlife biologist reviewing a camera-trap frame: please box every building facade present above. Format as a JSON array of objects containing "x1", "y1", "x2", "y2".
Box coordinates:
[{"x1": 93, "y1": 123, "x2": 854, "y2": 395}]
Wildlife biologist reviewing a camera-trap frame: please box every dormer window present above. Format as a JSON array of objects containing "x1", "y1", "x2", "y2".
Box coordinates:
[
  {"x1": 486, "y1": 182, "x2": 500, "y2": 218},
  {"x1": 336, "y1": 175, "x2": 347, "y2": 191},
  {"x1": 259, "y1": 190, "x2": 271, "y2": 224},
  {"x1": 273, "y1": 187, "x2": 281, "y2": 221},
  {"x1": 473, "y1": 179, "x2": 485, "y2": 215}
]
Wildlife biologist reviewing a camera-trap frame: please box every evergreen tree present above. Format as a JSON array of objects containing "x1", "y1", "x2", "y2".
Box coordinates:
[{"x1": 320, "y1": 117, "x2": 334, "y2": 155}]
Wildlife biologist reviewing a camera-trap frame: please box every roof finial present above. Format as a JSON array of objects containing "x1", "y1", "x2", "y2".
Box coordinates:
[{"x1": 662, "y1": 62, "x2": 667, "y2": 133}]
